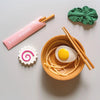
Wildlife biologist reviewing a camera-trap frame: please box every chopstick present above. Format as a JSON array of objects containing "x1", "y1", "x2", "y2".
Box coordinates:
[
  {"x1": 65, "y1": 29, "x2": 95, "y2": 69},
  {"x1": 39, "y1": 16, "x2": 46, "y2": 22},
  {"x1": 62, "y1": 27, "x2": 95, "y2": 70},
  {"x1": 40, "y1": 14, "x2": 55, "y2": 22}
]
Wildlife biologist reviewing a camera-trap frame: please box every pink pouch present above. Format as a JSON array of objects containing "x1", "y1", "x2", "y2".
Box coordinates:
[{"x1": 3, "y1": 17, "x2": 46, "y2": 50}]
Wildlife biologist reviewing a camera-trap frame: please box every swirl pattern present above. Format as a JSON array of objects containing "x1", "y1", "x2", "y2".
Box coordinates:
[
  {"x1": 18, "y1": 46, "x2": 37, "y2": 65},
  {"x1": 21, "y1": 50, "x2": 34, "y2": 62}
]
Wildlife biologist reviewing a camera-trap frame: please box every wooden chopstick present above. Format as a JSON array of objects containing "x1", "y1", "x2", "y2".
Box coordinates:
[
  {"x1": 62, "y1": 27, "x2": 93, "y2": 70},
  {"x1": 63, "y1": 28, "x2": 95, "y2": 69},
  {"x1": 41, "y1": 14, "x2": 55, "y2": 22},
  {"x1": 39, "y1": 16, "x2": 46, "y2": 22}
]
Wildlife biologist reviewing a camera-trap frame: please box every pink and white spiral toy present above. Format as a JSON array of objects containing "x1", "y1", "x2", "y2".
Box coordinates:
[{"x1": 18, "y1": 46, "x2": 38, "y2": 65}]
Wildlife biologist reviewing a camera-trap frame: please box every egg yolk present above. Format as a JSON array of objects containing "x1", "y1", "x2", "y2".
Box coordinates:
[{"x1": 58, "y1": 48, "x2": 69, "y2": 60}]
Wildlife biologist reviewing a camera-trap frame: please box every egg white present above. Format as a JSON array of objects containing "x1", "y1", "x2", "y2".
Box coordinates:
[{"x1": 55, "y1": 45, "x2": 78, "y2": 63}]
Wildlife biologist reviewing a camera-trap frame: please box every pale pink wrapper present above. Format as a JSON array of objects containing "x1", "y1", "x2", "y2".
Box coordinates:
[{"x1": 3, "y1": 17, "x2": 46, "y2": 50}]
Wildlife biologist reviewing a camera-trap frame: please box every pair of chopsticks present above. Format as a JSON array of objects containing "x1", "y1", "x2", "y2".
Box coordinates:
[
  {"x1": 39, "y1": 14, "x2": 55, "y2": 23},
  {"x1": 62, "y1": 27, "x2": 95, "y2": 70}
]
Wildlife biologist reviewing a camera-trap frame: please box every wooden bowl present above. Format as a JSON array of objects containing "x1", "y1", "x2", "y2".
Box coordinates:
[{"x1": 41, "y1": 35, "x2": 85, "y2": 81}]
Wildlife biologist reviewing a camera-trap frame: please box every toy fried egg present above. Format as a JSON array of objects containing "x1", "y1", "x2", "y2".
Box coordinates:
[{"x1": 55, "y1": 45, "x2": 78, "y2": 63}]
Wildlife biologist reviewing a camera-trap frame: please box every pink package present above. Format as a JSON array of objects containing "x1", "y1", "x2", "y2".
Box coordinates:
[{"x1": 3, "y1": 17, "x2": 46, "y2": 50}]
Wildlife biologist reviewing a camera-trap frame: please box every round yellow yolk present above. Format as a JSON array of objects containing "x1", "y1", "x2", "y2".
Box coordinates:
[{"x1": 58, "y1": 48, "x2": 69, "y2": 61}]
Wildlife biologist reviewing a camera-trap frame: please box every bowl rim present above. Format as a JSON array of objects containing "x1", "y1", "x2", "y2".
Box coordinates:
[{"x1": 41, "y1": 35, "x2": 85, "y2": 81}]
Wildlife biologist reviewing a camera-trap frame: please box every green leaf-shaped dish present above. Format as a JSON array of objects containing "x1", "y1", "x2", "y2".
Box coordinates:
[{"x1": 68, "y1": 6, "x2": 98, "y2": 25}]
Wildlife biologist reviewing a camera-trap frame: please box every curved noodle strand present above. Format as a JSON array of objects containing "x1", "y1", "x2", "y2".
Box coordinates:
[{"x1": 44, "y1": 40, "x2": 80, "y2": 77}]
